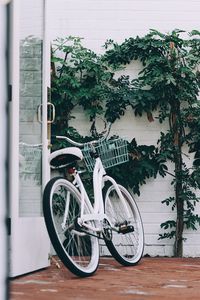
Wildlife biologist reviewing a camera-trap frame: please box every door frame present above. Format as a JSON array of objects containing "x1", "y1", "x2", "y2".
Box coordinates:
[
  {"x1": 0, "y1": 3, "x2": 9, "y2": 299},
  {"x1": 42, "y1": 0, "x2": 51, "y2": 188}
]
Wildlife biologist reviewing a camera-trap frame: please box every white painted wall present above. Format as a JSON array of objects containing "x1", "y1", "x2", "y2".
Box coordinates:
[
  {"x1": 47, "y1": 0, "x2": 200, "y2": 257},
  {"x1": 48, "y1": 0, "x2": 200, "y2": 53},
  {"x1": 0, "y1": 3, "x2": 8, "y2": 299}
]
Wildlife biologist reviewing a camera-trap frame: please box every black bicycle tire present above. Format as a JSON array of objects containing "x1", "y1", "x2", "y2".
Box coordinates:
[{"x1": 43, "y1": 176, "x2": 99, "y2": 277}]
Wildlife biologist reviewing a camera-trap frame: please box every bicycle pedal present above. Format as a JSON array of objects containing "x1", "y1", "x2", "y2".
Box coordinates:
[{"x1": 118, "y1": 224, "x2": 134, "y2": 234}]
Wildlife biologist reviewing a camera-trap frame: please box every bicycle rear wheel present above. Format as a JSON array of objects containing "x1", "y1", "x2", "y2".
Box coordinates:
[
  {"x1": 104, "y1": 184, "x2": 144, "y2": 266},
  {"x1": 43, "y1": 177, "x2": 99, "y2": 277}
]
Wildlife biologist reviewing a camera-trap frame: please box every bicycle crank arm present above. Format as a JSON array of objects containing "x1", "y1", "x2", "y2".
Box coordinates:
[
  {"x1": 77, "y1": 227, "x2": 105, "y2": 240},
  {"x1": 78, "y1": 213, "x2": 107, "y2": 233}
]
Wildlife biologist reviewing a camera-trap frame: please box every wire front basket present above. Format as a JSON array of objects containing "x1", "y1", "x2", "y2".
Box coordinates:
[{"x1": 82, "y1": 138, "x2": 129, "y2": 172}]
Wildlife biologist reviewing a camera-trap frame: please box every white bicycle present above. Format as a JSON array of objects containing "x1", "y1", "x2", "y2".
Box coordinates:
[{"x1": 43, "y1": 132, "x2": 144, "y2": 277}]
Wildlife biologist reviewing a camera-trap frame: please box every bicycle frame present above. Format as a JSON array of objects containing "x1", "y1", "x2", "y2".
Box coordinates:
[{"x1": 68, "y1": 155, "x2": 131, "y2": 235}]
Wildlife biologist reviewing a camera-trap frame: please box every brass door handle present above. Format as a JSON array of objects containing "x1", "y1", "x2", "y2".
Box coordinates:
[
  {"x1": 47, "y1": 102, "x2": 55, "y2": 124},
  {"x1": 37, "y1": 103, "x2": 55, "y2": 124}
]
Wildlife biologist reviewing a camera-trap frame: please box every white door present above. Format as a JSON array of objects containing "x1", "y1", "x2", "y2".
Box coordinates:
[{"x1": 9, "y1": 0, "x2": 51, "y2": 277}]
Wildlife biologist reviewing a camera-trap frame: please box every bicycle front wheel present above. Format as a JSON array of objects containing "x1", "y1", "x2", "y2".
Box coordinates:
[
  {"x1": 104, "y1": 184, "x2": 144, "y2": 266},
  {"x1": 43, "y1": 177, "x2": 99, "y2": 277}
]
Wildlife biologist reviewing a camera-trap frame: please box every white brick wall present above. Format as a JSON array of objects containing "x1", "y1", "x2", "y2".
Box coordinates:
[{"x1": 47, "y1": 0, "x2": 200, "y2": 257}]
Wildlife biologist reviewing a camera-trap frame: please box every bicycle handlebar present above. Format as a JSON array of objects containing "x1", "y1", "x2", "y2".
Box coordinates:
[
  {"x1": 54, "y1": 135, "x2": 85, "y2": 147},
  {"x1": 54, "y1": 122, "x2": 112, "y2": 148}
]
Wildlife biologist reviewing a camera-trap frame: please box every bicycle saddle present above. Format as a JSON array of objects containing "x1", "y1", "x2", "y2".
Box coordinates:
[{"x1": 49, "y1": 147, "x2": 83, "y2": 169}]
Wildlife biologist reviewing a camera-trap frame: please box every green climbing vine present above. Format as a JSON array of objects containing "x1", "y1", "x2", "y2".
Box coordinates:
[{"x1": 51, "y1": 30, "x2": 200, "y2": 257}]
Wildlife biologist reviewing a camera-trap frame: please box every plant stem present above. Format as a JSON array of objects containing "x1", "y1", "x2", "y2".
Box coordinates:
[{"x1": 171, "y1": 101, "x2": 184, "y2": 257}]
